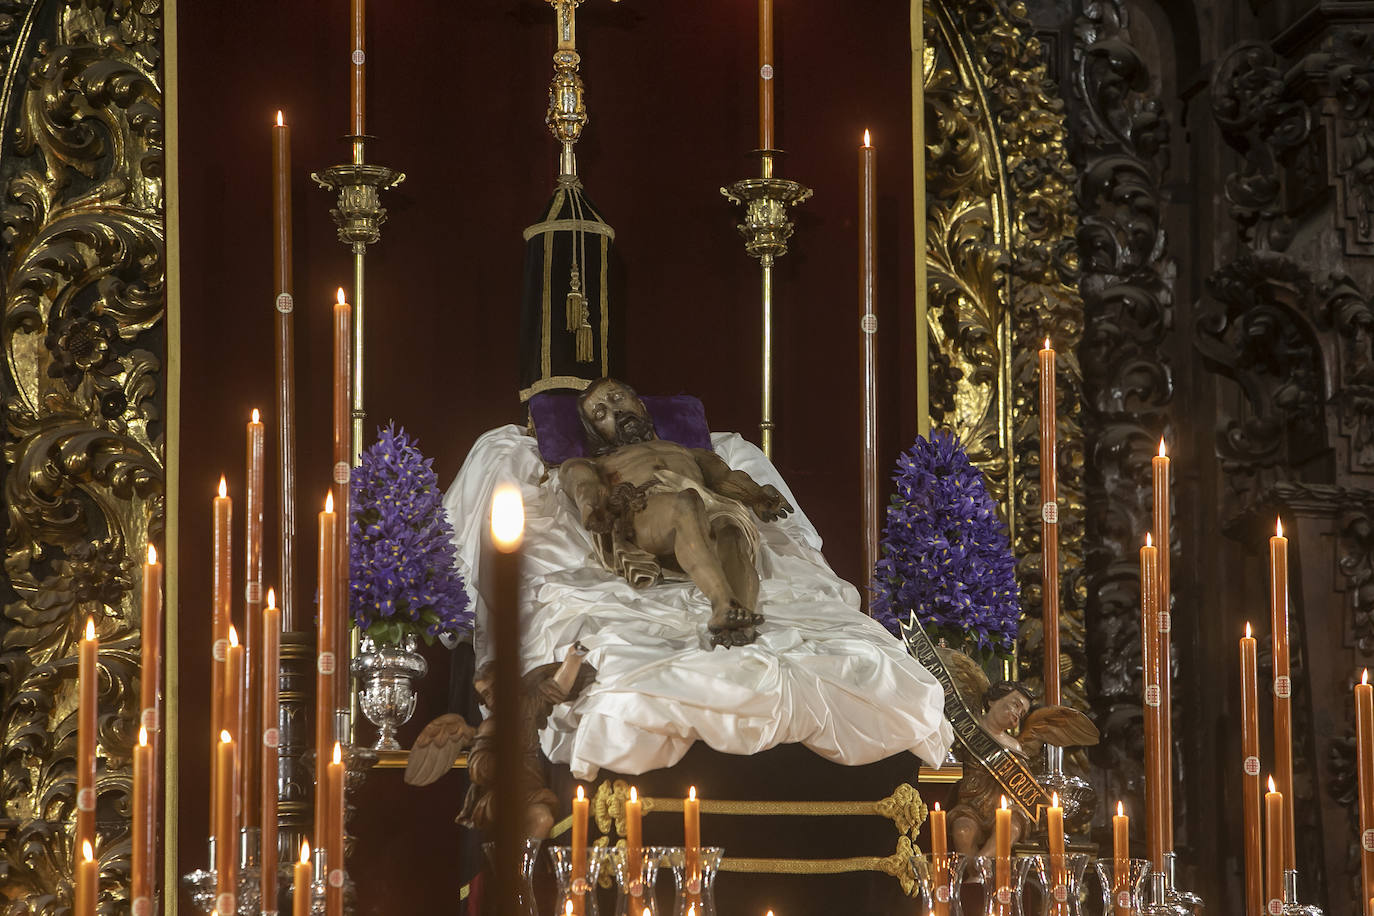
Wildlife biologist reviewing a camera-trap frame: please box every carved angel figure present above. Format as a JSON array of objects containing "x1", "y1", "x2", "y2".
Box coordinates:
[
  {"x1": 405, "y1": 644, "x2": 595, "y2": 839},
  {"x1": 936, "y1": 648, "x2": 1099, "y2": 857}
]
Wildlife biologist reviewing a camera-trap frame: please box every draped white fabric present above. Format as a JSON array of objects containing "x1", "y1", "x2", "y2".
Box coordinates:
[{"x1": 443, "y1": 425, "x2": 953, "y2": 780}]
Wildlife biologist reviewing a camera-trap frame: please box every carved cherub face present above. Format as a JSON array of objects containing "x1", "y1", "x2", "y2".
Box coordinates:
[
  {"x1": 579, "y1": 379, "x2": 654, "y2": 447},
  {"x1": 984, "y1": 688, "x2": 1031, "y2": 735}
]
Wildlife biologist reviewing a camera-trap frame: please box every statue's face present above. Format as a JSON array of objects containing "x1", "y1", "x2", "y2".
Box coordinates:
[
  {"x1": 581, "y1": 380, "x2": 654, "y2": 446},
  {"x1": 985, "y1": 689, "x2": 1031, "y2": 734}
]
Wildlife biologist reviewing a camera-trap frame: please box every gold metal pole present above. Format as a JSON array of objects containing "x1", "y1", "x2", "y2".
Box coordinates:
[
  {"x1": 912, "y1": 0, "x2": 930, "y2": 440},
  {"x1": 760, "y1": 261, "x2": 774, "y2": 457},
  {"x1": 164, "y1": 0, "x2": 182, "y2": 907}
]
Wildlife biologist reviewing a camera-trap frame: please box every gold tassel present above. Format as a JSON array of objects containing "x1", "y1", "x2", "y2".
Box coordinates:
[
  {"x1": 565, "y1": 265, "x2": 584, "y2": 331},
  {"x1": 576, "y1": 313, "x2": 594, "y2": 363}
]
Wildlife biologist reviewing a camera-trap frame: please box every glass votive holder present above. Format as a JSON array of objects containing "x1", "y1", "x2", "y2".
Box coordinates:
[
  {"x1": 970, "y1": 854, "x2": 1034, "y2": 916},
  {"x1": 609, "y1": 845, "x2": 667, "y2": 916},
  {"x1": 1029, "y1": 853, "x2": 1090, "y2": 916},
  {"x1": 549, "y1": 845, "x2": 610, "y2": 916},
  {"x1": 912, "y1": 851, "x2": 968, "y2": 916},
  {"x1": 664, "y1": 846, "x2": 724, "y2": 916},
  {"x1": 1093, "y1": 857, "x2": 1151, "y2": 915},
  {"x1": 483, "y1": 838, "x2": 544, "y2": 916}
]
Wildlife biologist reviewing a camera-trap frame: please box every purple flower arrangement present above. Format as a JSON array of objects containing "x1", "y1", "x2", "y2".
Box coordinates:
[
  {"x1": 871, "y1": 431, "x2": 1020, "y2": 664},
  {"x1": 349, "y1": 424, "x2": 471, "y2": 645}
]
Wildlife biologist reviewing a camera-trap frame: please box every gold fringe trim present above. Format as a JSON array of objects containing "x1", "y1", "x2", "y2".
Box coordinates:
[{"x1": 522, "y1": 218, "x2": 617, "y2": 241}]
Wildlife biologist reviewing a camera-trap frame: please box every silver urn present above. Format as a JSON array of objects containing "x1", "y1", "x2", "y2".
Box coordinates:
[{"x1": 351, "y1": 632, "x2": 428, "y2": 750}]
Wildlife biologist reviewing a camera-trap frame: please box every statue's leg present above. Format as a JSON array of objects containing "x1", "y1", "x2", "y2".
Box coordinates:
[
  {"x1": 714, "y1": 525, "x2": 761, "y2": 623},
  {"x1": 632, "y1": 491, "x2": 741, "y2": 629}
]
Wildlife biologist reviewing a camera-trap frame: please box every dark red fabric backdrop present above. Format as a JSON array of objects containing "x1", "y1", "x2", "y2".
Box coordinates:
[{"x1": 176, "y1": 1, "x2": 919, "y2": 909}]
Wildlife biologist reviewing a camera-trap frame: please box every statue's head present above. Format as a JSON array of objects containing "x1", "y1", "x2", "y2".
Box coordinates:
[
  {"x1": 983, "y1": 680, "x2": 1034, "y2": 734},
  {"x1": 577, "y1": 377, "x2": 656, "y2": 455}
]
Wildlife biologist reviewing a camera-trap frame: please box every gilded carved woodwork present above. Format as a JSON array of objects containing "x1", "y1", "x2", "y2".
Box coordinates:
[
  {"x1": 0, "y1": 1, "x2": 165, "y2": 911},
  {"x1": 923, "y1": 0, "x2": 1085, "y2": 704}
]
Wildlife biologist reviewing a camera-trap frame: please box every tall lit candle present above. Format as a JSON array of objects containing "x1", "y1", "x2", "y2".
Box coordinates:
[
  {"x1": 223, "y1": 626, "x2": 244, "y2": 828},
  {"x1": 215, "y1": 730, "x2": 236, "y2": 916},
  {"x1": 1039, "y1": 339, "x2": 1061, "y2": 707},
  {"x1": 244, "y1": 409, "x2": 264, "y2": 830},
  {"x1": 758, "y1": 0, "x2": 774, "y2": 150},
  {"x1": 1270, "y1": 517, "x2": 1295, "y2": 871},
  {"x1": 625, "y1": 786, "x2": 643, "y2": 902},
  {"x1": 1112, "y1": 801, "x2": 1129, "y2": 916},
  {"x1": 212, "y1": 477, "x2": 232, "y2": 838},
  {"x1": 1047, "y1": 792, "x2": 1066, "y2": 913},
  {"x1": 327, "y1": 742, "x2": 345, "y2": 916},
  {"x1": 1139, "y1": 534, "x2": 1164, "y2": 871},
  {"x1": 132, "y1": 727, "x2": 152, "y2": 915},
  {"x1": 994, "y1": 796, "x2": 1011, "y2": 915},
  {"x1": 931, "y1": 801, "x2": 949, "y2": 916},
  {"x1": 490, "y1": 485, "x2": 525, "y2": 916},
  {"x1": 1241, "y1": 623, "x2": 1263, "y2": 916},
  {"x1": 138, "y1": 543, "x2": 162, "y2": 784},
  {"x1": 271, "y1": 111, "x2": 299, "y2": 633},
  {"x1": 294, "y1": 841, "x2": 313, "y2": 916},
  {"x1": 1152, "y1": 439, "x2": 1173, "y2": 852},
  {"x1": 1357, "y1": 669, "x2": 1374, "y2": 909},
  {"x1": 314, "y1": 493, "x2": 337, "y2": 847},
  {"x1": 76, "y1": 839, "x2": 97, "y2": 916},
  {"x1": 571, "y1": 785, "x2": 589, "y2": 916},
  {"x1": 859, "y1": 128, "x2": 879, "y2": 612},
  {"x1": 331, "y1": 290, "x2": 352, "y2": 715},
  {"x1": 77, "y1": 617, "x2": 97, "y2": 857},
  {"x1": 261, "y1": 590, "x2": 282, "y2": 914},
  {"x1": 350, "y1": 0, "x2": 366, "y2": 138},
  {"x1": 685, "y1": 785, "x2": 702, "y2": 908},
  {"x1": 1266, "y1": 776, "x2": 1283, "y2": 915}
]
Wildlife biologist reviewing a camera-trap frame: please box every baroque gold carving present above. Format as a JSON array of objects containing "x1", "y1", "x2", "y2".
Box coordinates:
[
  {"x1": 0, "y1": 1, "x2": 165, "y2": 911},
  {"x1": 923, "y1": 0, "x2": 1085, "y2": 705}
]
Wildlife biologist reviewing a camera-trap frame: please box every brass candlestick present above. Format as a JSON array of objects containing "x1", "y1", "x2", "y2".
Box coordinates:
[{"x1": 722, "y1": 150, "x2": 812, "y2": 459}]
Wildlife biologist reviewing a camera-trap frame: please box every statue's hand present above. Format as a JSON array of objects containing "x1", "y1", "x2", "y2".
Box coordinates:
[
  {"x1": 753, "y1": 485, "x2": 794, "y2": 522},
  {"x1": 582, "y1": 501, "x2": 614, "y2": 534}
]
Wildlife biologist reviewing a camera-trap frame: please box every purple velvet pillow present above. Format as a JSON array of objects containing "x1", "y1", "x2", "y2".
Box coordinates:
[{"x1": 529, "y1": 391, "x2": 713, "y2": 464}]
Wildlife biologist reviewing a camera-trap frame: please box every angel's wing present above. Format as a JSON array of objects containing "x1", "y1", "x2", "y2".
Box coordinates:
[
  {"x1": 1017, "y1": 706, "x2": 1100, "y2": 759},
  {"x1": 404, "y1": 713, "x2": 476, "y2": 786},
  {"x1": 935, "y1": 646, "x2": 991, "y2": 712}
]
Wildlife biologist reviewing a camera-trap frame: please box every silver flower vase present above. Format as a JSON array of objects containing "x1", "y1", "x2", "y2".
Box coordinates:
[{"x1": 351, "y1": 632, "x2": 428, "y2": 750}]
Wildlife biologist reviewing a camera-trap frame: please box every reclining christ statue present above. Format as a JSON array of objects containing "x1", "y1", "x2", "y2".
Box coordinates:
[{"x1": 442, "y1": 379, "x2": 953, "y2": 779}]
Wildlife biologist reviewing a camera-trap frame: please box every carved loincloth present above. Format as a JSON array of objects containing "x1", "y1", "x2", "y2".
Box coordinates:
[{"x1": 591, "y1": 469, "x2": 760, "y2": 588}]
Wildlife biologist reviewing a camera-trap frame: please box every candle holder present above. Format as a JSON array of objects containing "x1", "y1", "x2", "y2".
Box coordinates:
[
  {"x1": 1160, "y1": 852, "x2": 1203, "y2": 914},
  {"x1": 1039, "y1": 746, "x2": 1095, "y2": 822},
  {"x1": 482, "y1": 839, "x2": 543, "y2": 916},
  {"x1": 1092, "y1": 857, "x2": 1151, "y2": 914},
  {"x1": 182, "y1": 829, "x2": 276, "y2": 915},
  {"x1": 608, "y1": 845, "x2": 667, "y2": 916},
  {"x1": 549, "y1": 844, "x2": 611, "y2": 916},
  {"x1": 1281, "y1": 868, "x2": 1324, "y2": 915},
  {"x1": 969, "y1": 855, "x2": 1034, "y2": 916},
  {"x1": 1139, "y1": 870, "x2": 1190, "y2": 916},
  {"x1": 665, "y1": 846, "x2": 724, "y2": 916},
  {"x1": 912, "y1": 851, "x2": 968, "y2": 916},
  {"x1": 1029, "y1": 852, "x2": 1090, "y2": 916},
  {"x1": 721, "y1": 150, "x2": 812, "y2": 458}
]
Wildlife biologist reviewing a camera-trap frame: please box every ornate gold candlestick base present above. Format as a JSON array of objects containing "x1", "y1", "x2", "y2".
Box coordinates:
[{"x1": 721, "y1": 150, "x2": 812, "y2": 459}]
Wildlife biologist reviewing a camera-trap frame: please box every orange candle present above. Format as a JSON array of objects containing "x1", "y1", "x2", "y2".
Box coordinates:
[
  {"x1": 212, "y1": 477, "x2": 232, "y2": 837},
  {"x1": 223, "y1": 626, "x2": 244, "y2": 831},
  {"x1": 1152, "y1": 439, "x2": 1173, "y2": 852},
  {"x1": 858, "y1": 129, "x2": 879, "y2": 612},
  {"x1": 1357, "y1": 669, "x2": 1374, "y2": 909},
  {"x1": 490, "y1": 487, "x2": 526, "y2": 916},
  {"x1": 1265, "y1": 776, "x2": 1284, "y2": 915},
  {"x1": 1039, "y1": 339, "x2": 1061, "y2": 707},
  {"x1": 331, "y1": 290, "x2": 352, "y2": 714},
  {"x1": 350, "y1": 0, "x2": 366, "y2": 137},
  {"x1": 931, "y1": 802, "x2": 949, "y2": 916},
  {"x1": 1270, "y1": 518, "x2": 1295, "y2": 871},
  {"x1": 327, "y1": 742, "x2": 345, "y2": 916},
  {"x1": 625, "y1": 786, "x2": 643, "y2": 899},
  {"x1": 261, "y1": 592, "x2": 282, "y2": 914},
  {"x1": 1112, "y1": 801, "x2": 1129, "y2": 916},
  {"x1": 1242, "y1": 623, "x2": 1263, "y2": 916},
  {"x1": 77, "y1": 617, "x2": 97, "y2": 855},
  {"x1": 132, "y1": 728, "x2": 153, "y2": 914},
  {"x1": 294, "y1": 841, "x2": 313, "y2": 916},
  {"x1": 1047, "y1": 792, "x2": 1067, "y2": 913},
  {"x1": 685, "y1": 785, "x2": 702, "y2": 906},
  {"x1": 215, "y1": 731, "x2": 236, "y2": 916},
  {"x1": 571, "y1": 785, "x2": 588, "y2": 916},
  {"x1": 314, "y1": 493, "x2": 337, "y2": 847},
  {"x1": 244, "y1": 410, "x2": 265, "y2": 830},
  {"x1": 994, "y1": 796, "x2": 1011, "y2": 915},
  {"x1": 1139, "y1": 535, "x2": 1164, "y2": 870},
  {"x1": 758, "y1": 0, "x2": 774, "y2": 150},
  {"x1": 271, "y1": 111, "x2": 299, "y2": 633},
  {"x1": 138, "y1": 545, "x2": 162, "y2": 828},
  {"x1": 75, "y1": 839, "x2": 97, "y2": 916}
]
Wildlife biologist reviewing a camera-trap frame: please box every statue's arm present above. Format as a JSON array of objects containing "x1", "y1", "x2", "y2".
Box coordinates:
[
  {"x1": 692, "y1": 449, "x2": 793, "y2": 521},
  {"x1": 559, "y1": 457, "x2": 611, "y2": 531}
]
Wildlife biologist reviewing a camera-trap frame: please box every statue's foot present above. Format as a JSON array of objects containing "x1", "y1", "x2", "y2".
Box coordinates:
[
  {"x1": 708, "y1": 599, "x2": 758, "y2": 632},
  {"x1": 710, "y1": 625, "x2": 758, "y2": 648}
]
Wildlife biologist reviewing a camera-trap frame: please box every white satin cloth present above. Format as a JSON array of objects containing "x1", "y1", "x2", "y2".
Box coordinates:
[{"x1": 444, "y1": 425, "x2": 953, "y2": 780}]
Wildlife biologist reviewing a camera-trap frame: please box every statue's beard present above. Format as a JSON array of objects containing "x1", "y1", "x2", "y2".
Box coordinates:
[{"x1": 613, "y1": 411, "x2": 654, "y2": 445}]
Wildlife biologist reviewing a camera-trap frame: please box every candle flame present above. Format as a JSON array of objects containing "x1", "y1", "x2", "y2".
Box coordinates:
[
  {"x1": 229, "y1": 624, "x2": 239, "y2": 648},
  {"x1": 490, "y1": 484, "x2": 525, "y2": 550},
  {"x1": 1052, "y1": 791, "x2": 1060, "y2": 807},
  {"x1": 1158, "y1": 438, "x2": 1166, "y2": 458},
  {"x1": 1117, "y1": 800, "x2": 1124, "y2": 817},
  {"x1": 301, "y1": 840, "x2": 311, "y2": 864},
  {"x1": 1145, "y1": 532, "x2": 1153, "y2": 548},
  {"x1": 83, "y1": 839, "x2": 93, "y2": 861},
  {"x1": 267, "y1": 587, "x2": 277, "y2": 608},
  {"x1": 565, "y1": 901, "x2": 574, "y2": 916},
  {"x1": 629, "y1": 786, "x2": 637, "y2": 802},
  {"x1": 333, "y1": 741, "x2": 342, "y2": 765},
  {"x1": 1276, "y1": 517, "x2": 1284, "y2": 538},
  {"x1": 276, "y1": 110, "x2": 284, "y2": 126},
  {"x1": 643, "y1": 909, "x2": 652, "y2": 916},
  {"x1": 85, "y1": 617, "x2": 95, "y2": 640},
  {"x1": 932, "y1": 801, "x2": 940, "y2": 811},
  {"x1": 147, "y1": 543, "x2": 157, "y2": 565},
  {"x1": 138, "y1": 726, "x2": 148, "y2": 746},
  {"x1": 1044, "y1": 337, "x2": 1051, "y2": 350},
  {"x1": 1246, "y1": 621, "x2": 1252, "y2": 638},
  {"x1": 862, "y1": 129, "x2": 871, "y2": 147},
  {"x1": 576, "y1": 785, "x2": 585, "y2": 801},
  {"x1": 220, "y1": 729, "x2": 232, "y2": 744},
  {"x1": 1267, "y1": 775, "x2": 1276, "y2": 793},
  {"x1": 336, "y1": 287, "x2": 347, "y2": 306},
  {"x1": 251, "y1": 407, "x2": 260, "y2": 423},
  {"x1": 688, "y1": 906, "x2": 696, "y2": 916},
  {"x1": 325, "y1": 491, "x2": 334, "y2": 513},
  {"x1": 1364, "y1": 668, "x2": 1369, "y2": 686},
  {"x1": 1000, "y1": 795, "x2": 1008, "y2": 810},
  {"x1": 689, "y1": 786, "x2": 697, "y2": 801},
  {"x1": 218, "y1": 476, "x2": 227, "y2": 498}
]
